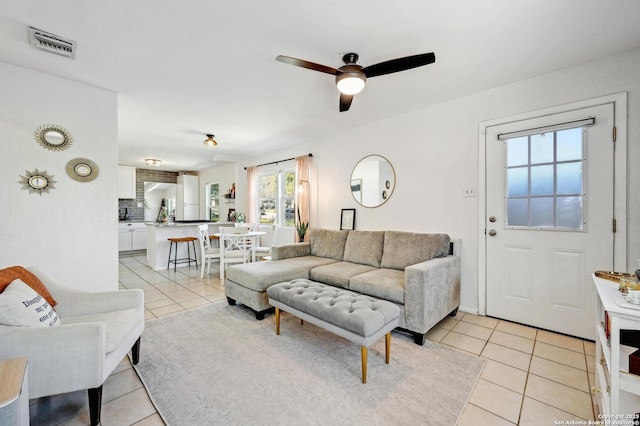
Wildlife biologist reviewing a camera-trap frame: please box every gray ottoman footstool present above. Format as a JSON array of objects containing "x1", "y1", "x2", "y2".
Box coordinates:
[{"x1": 267, "y1": 278, "x2": 400, "y2": 383}]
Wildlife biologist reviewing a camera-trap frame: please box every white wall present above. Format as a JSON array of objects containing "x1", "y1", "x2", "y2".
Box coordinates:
[
  {"x1": 0, "y1": 62, "x2": 119, "y2": 290},
  {"x1": 236, "y1": 47, "x2": 640, "y2": 313}
]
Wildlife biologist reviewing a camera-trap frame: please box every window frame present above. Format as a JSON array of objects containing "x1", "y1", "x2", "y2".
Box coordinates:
[
  {"x1": 256, "y1": 167, "x2": 296, "y2": 227},
  {"x1": 205, "y1": 181, "x2": 221, "y2": 222},
  {"x1": 504, "y1": 127, "x2": 587, "y2": 232}
]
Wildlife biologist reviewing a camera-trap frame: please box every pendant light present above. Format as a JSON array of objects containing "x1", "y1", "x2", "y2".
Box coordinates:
[{"x1": 204, "y1": 134, "x2": 217, "y2": 147}]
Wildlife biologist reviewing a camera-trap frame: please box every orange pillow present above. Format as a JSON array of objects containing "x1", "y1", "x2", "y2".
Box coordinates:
[{"x1": 0, "y1": 266, "x2": 57, "y2": 307}]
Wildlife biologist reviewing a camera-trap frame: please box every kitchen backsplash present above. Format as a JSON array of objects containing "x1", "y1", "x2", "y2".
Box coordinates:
[{"x1": 118, "y1": 168, "x2": 179, "y2": 221}]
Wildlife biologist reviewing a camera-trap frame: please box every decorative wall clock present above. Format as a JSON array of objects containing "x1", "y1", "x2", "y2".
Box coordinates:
[
  {"x1": 66, "y1": 157, "x2": 99, "y2": 182},
  {"x1": 18, "y1": 168, "x2": 57, "y2": 195},
  {"x1": 34, "y1": 124, "x2": 73, "y2": 151}
]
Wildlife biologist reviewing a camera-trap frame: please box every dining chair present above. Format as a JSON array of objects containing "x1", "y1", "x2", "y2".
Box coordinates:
[
  {"x1": 219, "y1": 226, "x2": 252, "y2": 280},
  {"x1": 197, "y1": 224, "x2": 221, "y2": 279},
  {"x1": 254, "y1": 224, "x2": 278, "y2": 261}
]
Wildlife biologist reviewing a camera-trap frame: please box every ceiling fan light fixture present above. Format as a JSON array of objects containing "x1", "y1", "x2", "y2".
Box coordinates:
[
  {"x1": 336, "y1": 72, "x2": 366, "y2": 95},
  {"x1": 204, "y1": 134, "x2": 217, "y2": 147},
  {"x1": 144, "y1": 158, "x2": 161, "y2": 166}
]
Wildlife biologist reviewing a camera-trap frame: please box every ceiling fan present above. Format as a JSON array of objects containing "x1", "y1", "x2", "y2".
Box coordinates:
[{"x1": 275, "y1": 51, "x2": 435, "y2": 112}]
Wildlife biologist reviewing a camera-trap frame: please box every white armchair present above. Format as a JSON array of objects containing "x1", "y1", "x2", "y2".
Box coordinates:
[{"x1": 0, "y1": 267, "x2": 144, "y2": 426}]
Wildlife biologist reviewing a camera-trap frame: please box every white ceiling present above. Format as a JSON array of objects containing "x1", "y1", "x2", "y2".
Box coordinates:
[{"x1": 1, "y1": 1, "x2": 639, "y2": 172}]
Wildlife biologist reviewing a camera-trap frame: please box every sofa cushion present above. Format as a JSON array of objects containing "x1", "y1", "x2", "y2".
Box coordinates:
[
  {"x1": 380, "y1": 232, "x2": 450, "y2": 270},
  {"x1": 0, "y1": 266, "x2": 57, "y2": 307},
  {"x1": 343, "y1": 231, "x2": 385, "y2": 268},
  {"x1": 63, "y1": 308, "x2": 140, "y2": 354},
  {"x1": 309, "y1": 262, "x2": 377, "y2": 289},
  {"x1": 226, "y1": 256, "x2": 338, "y2": 292},
  {"x1": 309, "y1": 229, "x2": 350, "y2": 261},
  {"x1": 349, "y1": 268, "x2": 406, "y2": 304},
  {"x1": 0, "y1": 279, "x2": 61, "y2": 327}
]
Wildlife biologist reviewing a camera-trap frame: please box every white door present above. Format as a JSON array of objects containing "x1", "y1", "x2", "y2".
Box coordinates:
[{"x1": 485, "y1": 104, "x2": 615, "y2": 339}]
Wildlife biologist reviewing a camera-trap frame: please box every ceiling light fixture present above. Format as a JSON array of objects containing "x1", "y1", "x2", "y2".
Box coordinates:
[
  {"x1": 144, "y1": 158, "x2": 162, "y2": 166},
  {"x1": 204, "y1": 134, "x2": 218, "y2": 147},
  {"x1": 335, "y1": 68, "x2": 366, "y2": 95}
]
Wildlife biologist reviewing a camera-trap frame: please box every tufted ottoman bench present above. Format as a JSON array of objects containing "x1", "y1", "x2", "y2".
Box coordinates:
[{"x1": 267, "y1": 278, "x2": 400, "y2": 383}]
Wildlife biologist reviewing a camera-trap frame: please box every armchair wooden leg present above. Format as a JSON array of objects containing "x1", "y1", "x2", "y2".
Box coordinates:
[
  {"x1": 132, "y1": 336, "x2": 141, "y2": 365},
  {"x1": 88, "y1": 385, "x2": 103, "y2": 426}
]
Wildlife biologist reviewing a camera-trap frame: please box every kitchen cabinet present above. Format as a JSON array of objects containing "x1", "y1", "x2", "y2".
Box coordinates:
[
  {"x1": 176, "y1": 174, "x2": 199, "y2": 220},
  {"x1": 119, "y1": 223, "x2": 147, "y2": 251},
  {"x1": 118, "y1": 165, "x2": 136, "y2": 199},
  {"x1": 593, "y1": 274, "x2": 640, "y2": 418}
]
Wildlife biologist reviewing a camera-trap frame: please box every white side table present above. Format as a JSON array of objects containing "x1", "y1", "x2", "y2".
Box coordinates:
[
  {"x1": 0, "y1": 357, "x2": 29, "y2": 426},
  {"x1": 593, "y1": 275, "x2": 640, "y2": 417}
]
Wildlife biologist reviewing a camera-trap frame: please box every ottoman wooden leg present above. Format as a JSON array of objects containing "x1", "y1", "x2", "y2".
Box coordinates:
[
  {"x1": 275, "y1": 307, "x2": 280, "y2": 335},
  {"x1": 385, "y1": 332, "x2": 391, "y2": 364},
  {"x1": 361, "y1": 346, "x2": 368, "y2": 384}
]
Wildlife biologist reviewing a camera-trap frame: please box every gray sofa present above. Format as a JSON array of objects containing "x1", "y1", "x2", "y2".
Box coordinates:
[{"x1": 225, "y1": 228, "x2": 460, "y2": 345}]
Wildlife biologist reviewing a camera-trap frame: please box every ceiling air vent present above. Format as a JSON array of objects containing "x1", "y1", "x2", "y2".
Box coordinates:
[{"x1": 28, "y1": 27, "x2": 76, "y2": 59}]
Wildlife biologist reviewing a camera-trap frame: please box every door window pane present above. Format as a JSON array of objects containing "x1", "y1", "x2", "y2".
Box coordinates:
[
  {"x1": 531, "y1": 165, "x2": 554, "y2": 196},
  {"x1": 531, "y1": 197, "x2": 554, "y2": 227},
  {"x1": 507, "y1": 198, "x2": 529, "y2": 226},
  {"x1": 531, "y1": 133, "x2": 553, "y2": 164},
  {"x1": 557, "y1": 128, "x2": 583, "y2": 161},
  {"x1": 507, "y1": 137, "x2": 528, "y2": 166},
  {"x1": 208, "y1": 183, "x2": 220, "y2": 221},
  {"x1": 507, "y1": 167, "x2": 528, "y2": 197},
  {"x1": 557, "y1": 162, "x2": 582, "y2": 195},
  {"x1": 556, "y1": 196, "x2": 583, "y2": 228}
]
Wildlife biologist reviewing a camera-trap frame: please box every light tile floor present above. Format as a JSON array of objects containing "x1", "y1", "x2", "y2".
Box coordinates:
[{"x1": 29, "y1": 252, "x2": 597, "y2": 425}]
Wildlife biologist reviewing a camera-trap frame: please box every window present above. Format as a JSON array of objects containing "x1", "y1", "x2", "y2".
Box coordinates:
[
  {"x1": 206, "y1": 182, "x2": 220, "y2": 221},
  {"x1": 505, "y1": 127, "x2": 585, "y2": 230},
  {"x1": 257, "y1": 169, "x2": 295, "y2": 226}
]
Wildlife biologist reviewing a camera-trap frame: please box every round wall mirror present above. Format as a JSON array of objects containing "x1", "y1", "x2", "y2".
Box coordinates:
[
  {"x1": 44, "y1": 131, "x2": 65, "y2": 145},
  {"x1": 350, "y1": 155, "x2": 396, "y2": 207},
  {"x1": 34, "y1": 124, "x2": 73, "y2": 151}
]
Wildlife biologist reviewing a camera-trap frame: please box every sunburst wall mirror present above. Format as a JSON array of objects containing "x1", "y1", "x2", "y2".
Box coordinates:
[
  {"x1": 66, "y1": 157, "x2": 99, "y2": 182},
  {"x1": 34, "y1": 124, "x2": 73, "y2": 151},
  {"x1": 18, "y1": 168, "x2": 57, "y2": 195}
]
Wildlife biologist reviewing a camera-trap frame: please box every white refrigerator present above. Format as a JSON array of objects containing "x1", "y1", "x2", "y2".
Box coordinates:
[{"x1": 176, "y1": 174, "x2": 199, "y2": 220}]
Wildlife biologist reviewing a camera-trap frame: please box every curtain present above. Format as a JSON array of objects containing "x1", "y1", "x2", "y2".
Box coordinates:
[
  {"x1": 246, "y1": 166, "x2": 258, "y2": 225},
  {"x1": 295, "y1": 155, "x2": 311, "y2": 242}
]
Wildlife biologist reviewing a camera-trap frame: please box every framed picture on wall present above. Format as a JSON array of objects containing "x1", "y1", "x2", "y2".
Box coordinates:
[{"x1": 340, "y1": 208, "x2": 356, "y2": 230}]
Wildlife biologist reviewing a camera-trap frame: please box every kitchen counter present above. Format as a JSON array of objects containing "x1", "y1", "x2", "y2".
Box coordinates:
[
  {"x1": 146, "y1": 221, "x2": 232, "y2": 270},
  {"x1": 145, "y1": 221, "x2": 222, "y2": 228}
]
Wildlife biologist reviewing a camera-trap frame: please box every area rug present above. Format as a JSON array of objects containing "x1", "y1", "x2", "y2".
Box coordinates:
[{"x1": 134, "y1": 303, "x2": 485, "y2": 425}]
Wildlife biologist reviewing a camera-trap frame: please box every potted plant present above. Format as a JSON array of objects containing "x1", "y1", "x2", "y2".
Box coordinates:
[{"x1": 295, "y1": 207, "x2": 308, "y2": 242}]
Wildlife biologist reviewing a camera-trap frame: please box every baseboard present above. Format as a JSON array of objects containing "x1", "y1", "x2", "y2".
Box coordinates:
[{"x1": 458, "y1": 305, "x2": 479, "y2": 315}]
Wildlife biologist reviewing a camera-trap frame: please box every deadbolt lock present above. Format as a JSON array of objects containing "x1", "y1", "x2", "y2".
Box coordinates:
[{"x1": 489, "y1": 216, "x2": 497, "y2": 223}]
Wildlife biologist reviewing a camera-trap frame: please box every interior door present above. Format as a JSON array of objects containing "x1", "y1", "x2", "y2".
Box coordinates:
[{"x1": 485, "y1": 104, "x2": 614, "y2": 339}]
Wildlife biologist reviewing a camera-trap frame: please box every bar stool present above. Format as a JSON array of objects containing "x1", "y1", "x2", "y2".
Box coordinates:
[{"x1": 167, "y1": 237, "x2": 198, "y2": 271}]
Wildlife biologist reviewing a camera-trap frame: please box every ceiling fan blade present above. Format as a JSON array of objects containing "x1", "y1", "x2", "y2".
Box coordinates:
[
  {"x1": 339, "y1": 93, "x2": 353, "y2": 112},
  {"x1": 363, "y1": 52, "x2": 435, "y2": 78},
  {"x1": 275, "y1": 55, "x2": 340, "y2": 75}
]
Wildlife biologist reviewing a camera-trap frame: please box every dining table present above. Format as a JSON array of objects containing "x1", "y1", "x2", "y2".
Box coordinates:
[{"x1": 212, "y1": 230, "x2": 266, "y2": 263}]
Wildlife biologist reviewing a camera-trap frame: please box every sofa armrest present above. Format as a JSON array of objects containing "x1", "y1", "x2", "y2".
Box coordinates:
[
  {"x1": 48, "y1": 286, "x2": 143, "y2": 318},
  {"x1": 271, "y1": 242, "x2": 311, "y2": 260},
  {"x1": 27, "y1": 267, "x2": 143, "y2": 317},
  {"x1": 404, "y1": 255, "x2": 460, "y2": 334},
  {"x1": 0, "y1": 322, "x2": 106, "y2": 397}
]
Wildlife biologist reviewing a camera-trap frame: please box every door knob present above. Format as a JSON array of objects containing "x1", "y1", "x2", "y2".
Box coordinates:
[
  {"x1": 488, "y1": 229, "x2": 497, "y2": 236},
  {"x1": 489, "y1": 216, "x2": 497, "y2": 223}
]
